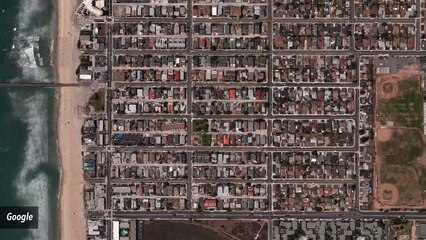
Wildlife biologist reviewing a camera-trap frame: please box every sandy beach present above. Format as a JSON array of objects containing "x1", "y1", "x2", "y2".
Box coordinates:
[{"x1": 55, "y1": 0, "x2": 88, "y2": 239}]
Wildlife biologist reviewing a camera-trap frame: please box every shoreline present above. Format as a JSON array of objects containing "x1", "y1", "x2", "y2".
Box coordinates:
[
  {"x1": 53, "y1": 0, "x2": 62, "y2": 236},
  {"x1": 54, "y1": 0, "x2": 88, "y2": 238}
]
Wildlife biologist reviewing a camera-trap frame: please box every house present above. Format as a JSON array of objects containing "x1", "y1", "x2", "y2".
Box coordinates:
[{"x1": 204, "y1": 199, "x2": 217, "y2": 209}]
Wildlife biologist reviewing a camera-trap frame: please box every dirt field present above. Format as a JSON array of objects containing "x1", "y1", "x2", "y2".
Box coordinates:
[
  {"x1": 376, "y1": 78, "x2": 399, "y2": 99},
  {"x1": 142, "y1": 220, "x2": 268, "y2": 240},
  {"x1": 375, "y1": 64, "x2": 420, "y2": 101},
  {"x1": 375, "y1": 65, "x2": 420, "y2": 127},
  {"x1": 142, "y1": 221, "x2": 229, "y2": 240},
  {"x1": 379, "y1": 183, "x2": 399, "y2": 205},
  {"x1": 375, "y1": 127, "x2": 425, "y2": 207},
  {"x1": 379, "y1": 79, "x2": 423, "y2": 128},
  {"x1": 376, "y1": 69, "x2": 423, "y2": 131},
  {"x1": 377, "y1": 127, "x2": 393, "y2": 142},
  {"x1": 380, "y1": 164, "x2": 423, "y2": 206},
  {"x1": 374, "y1": 65, "x2": 426, "y2": 209},
  {"x1": 378, "y1": 129, "x2": 424, "y2": 164}
]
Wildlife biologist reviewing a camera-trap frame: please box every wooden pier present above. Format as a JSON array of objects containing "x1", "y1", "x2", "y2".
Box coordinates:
[{"x1": 0, "y1": 83, "x2": 81, "y2": 88}]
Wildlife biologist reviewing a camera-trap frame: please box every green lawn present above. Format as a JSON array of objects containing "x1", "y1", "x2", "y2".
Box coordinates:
[
  {"x1": 89, "y1": 90, "x2": 105, "y2": 112},
  {"x1": 379, "y1": 79, "x2": 423, "y2": 129},
  {"x1": 379, "y1": 129, "x2": 424, "y2": 165},
  {"x1": 381, "y1": 164, "x2": 423, "y2": 205},
  {"x1": 202, "y1": 134, "x2": 212, "y2": 146},
  {"x1": 193, "y1": 119, "x2": 209, "y2": 132},
  {"x1": 379, "y1": 128, "x2": 425, "y2": 205},
  {"x1": 398, "y1": 221, "x2": 413, "y2": 237}
]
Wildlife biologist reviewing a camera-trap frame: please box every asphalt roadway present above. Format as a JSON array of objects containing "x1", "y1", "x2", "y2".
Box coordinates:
[
  {"x1": 88, "y1": 210, "x2": 426, "y2": 221},
  {"x1": 101, "y1": 49, "x2": 426, "y2": 56}
]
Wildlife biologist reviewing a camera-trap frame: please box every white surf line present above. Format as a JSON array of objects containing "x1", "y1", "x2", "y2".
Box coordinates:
[{"x1": 10, "y1": 93, "x2": 50, "y2": 240}]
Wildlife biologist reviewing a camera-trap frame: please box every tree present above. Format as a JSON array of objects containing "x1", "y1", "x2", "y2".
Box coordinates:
[{"x1": 314, "y1": 206, "x2": 323, "y2": 212}]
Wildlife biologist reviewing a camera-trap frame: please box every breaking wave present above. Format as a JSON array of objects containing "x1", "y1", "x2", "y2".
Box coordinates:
[
  {"x1": 9, "y1": 93, "x2": 50, "y2": 240},
  {"x1": 9, "y1": 0, "x2": 52, "y2": 82}
]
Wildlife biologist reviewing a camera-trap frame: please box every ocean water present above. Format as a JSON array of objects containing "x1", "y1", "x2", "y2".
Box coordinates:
[{"x1": 0, "y1": 0, "x2": 60, "y2": 239}]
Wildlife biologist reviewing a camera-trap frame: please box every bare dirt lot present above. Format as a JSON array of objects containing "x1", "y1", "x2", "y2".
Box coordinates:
[
  {"x1": 142, "y1": 220, "x2": 268, "y2": 240},
  {"x1": 142, "y1": 221, "x2": 228, "y2": 240},
  {"x1": 198, "y1": 220, "x2": 268, "y2": 240}
]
